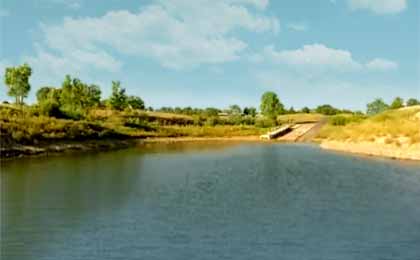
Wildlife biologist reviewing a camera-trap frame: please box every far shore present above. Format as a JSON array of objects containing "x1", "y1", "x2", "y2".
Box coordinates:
[
  {"x1": 2, "y1": 135, "x2": 420, "y2": 161},
  {"x1": 0, "y1": 136, "x2": 265, "y2": 160}
]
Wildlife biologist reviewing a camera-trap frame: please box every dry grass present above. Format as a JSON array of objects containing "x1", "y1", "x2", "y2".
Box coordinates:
[
  {"x1": 159, "y1": 125, "x2": 268, "y2": 138},
  {"x1": 277, "y1": 113, "x2": 324, "y2": 124},
  {"x1": 318, "y1": 107, "x2": 420, "y2": 144},
  {"x1": 0, "y1": 106, "x2": 268, "y2": 146}
]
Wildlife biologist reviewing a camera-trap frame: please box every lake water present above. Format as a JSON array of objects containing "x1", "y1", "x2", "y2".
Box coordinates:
[{"x1": 1, "y1": 142, "x2": 420, "y2": 260}]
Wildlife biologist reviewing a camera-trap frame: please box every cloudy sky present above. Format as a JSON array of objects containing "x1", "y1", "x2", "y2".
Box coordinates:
[{"x1": 0, "y1": 0, "x2": 419, "y2": 110}]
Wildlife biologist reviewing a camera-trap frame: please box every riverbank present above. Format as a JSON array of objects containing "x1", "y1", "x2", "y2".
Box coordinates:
[
  {"x1": 320, "y1": 140, "x2": 420, "y2": 161},
  {"x1": 317, "y1": 106, "x2": 420, "y2": 161},
  {"x1": 0, "y1": 136, "x2": 268, "y2": 159}
]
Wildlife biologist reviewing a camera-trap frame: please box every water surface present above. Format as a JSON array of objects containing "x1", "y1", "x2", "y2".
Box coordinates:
[{"x1": 2, "y1": 142, "x2": 420, "y2": 260}]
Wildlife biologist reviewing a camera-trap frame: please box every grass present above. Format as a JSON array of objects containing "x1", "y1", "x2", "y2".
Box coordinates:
[
  {"x1": 317, "y1": 106, "x2": 420, "y2": 144},
  {"x1": 0, "y1": 105, "x2": 269, "y2": 146},
  {"x1": 159, "y1": 125, "x2": 268, "y2": 138},
  {"x1": 277, "y1": 113, "x2": 324, "y2": 124}
]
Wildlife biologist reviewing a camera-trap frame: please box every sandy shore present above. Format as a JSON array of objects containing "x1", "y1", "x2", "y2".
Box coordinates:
[{"x1": 321, "y1": 140, "x2": 420, "y2": 161}]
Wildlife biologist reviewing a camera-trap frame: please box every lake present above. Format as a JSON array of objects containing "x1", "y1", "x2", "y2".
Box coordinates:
[{"x1": 1, "y1": 142, "x2": 420, "y2": 260}]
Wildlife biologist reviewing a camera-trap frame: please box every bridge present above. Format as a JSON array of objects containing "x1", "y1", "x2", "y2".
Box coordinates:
[{"x1": 260, "y1": 120, "x2": 326, "y2": 142}]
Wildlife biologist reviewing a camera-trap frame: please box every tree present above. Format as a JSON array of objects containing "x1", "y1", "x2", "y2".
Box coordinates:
[
  {"x1": 127, "y1": 96, "x2": 145, "y2": 110},
  {"x1": 109, "y1": 81, "x2": 127, "y2": 110},
  {"x1": 204, "y1": 107, "x2": 220, "y2": 117},
  {"x1": 288, "y1": 106, "x2": 296, "y2": 114},
  {"x1": 301, "y1": 107, "x2": 310, "y2": 113},
  {"x1": 390, "y1": 97, "x2": 404, "y2": 109},
  {"x1": 406, "y1": 98, "x2": 420, "y2": 107},
  {"x1": 36, "y1": 87, "x2": 62, "y2": 117},
  {"x1": 366, "y1": 98, "x2": 389, "y2": 115},
  {"x1": 60, "y1": 75, "x2": 102, "y2": 118},
  {"x1": 229, "y1": 105, "x2": 242, "y2": 115},
  {"x1": 315, "y1": 104, "x2": 339, "y2": 115},
  {"x1": 4, "y1": 63, "x2": 32, "y2": 104},
  {"x1": 243, "y1": 107, "x2": 257, "y2": 117},
  {"x1": 260, "y1": 91, "x2": 284, "y2": 119}
]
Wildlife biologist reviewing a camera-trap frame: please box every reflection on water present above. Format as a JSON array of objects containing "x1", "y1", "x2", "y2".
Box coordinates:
[{"x1": 1, "y1": 142, "x2": 420, "y2": 260}]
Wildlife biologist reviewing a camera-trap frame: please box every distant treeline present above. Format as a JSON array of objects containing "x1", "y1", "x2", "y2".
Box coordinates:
[{"x1": 3, "y1": 63, "x2": 420, "y2": 122}]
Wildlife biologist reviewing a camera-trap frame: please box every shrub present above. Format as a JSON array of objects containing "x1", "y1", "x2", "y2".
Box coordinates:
[{"x1": 255, "y1": 117, "x2": 276, "y2": 128}]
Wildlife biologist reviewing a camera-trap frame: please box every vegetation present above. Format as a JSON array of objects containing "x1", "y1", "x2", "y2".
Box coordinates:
[
  {"x1": 406, "y1": 98, "x2": 420, "y2": 107},
  {"x1": 260, "y1": 91, "x2": 284, "y2": 119},
  {"x1": 366, "y1": 98, "x2": 389, "y2": 115},
  {"x1": 390, "y1": 97, "x2": 404, "y2": 109},
  {"x1": 4, "y1": 63, "x2": 32, "y2": 105},
  {"x1": 318, "y1": 106, "x2": 420, "y2": 144},
  {"x1": 315, "y1": 104, "x2": 340, "y2": 115},
  {"x1": 2, "y1": 63, "x2": 419, "y2": 151}
]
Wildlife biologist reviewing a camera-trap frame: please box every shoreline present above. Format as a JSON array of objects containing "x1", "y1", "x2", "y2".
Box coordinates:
[
  {"x1": 2, "y1": 136, "x2": 419, "y2": 162},
  {"x1": 0, "y1": 136, "x2": 265, "y2": 160},
  {"x1": 320, "y1": 140, "x2": 420, "y2": 161}
]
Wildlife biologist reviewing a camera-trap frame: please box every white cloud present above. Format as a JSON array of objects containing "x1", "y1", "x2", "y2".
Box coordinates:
[
  {"x1": 32, "y1": 0, "x2": 278, "y2": 71},
  {"x1": 262, "y1": 44, "x2": 362, "y2": 71},
  {"x1": 255, "y1": 44, "x2": 399, "y2": 73},
  {"x1": 287, "y1": 23, "x2": 307, "y2": 32},
  {"x1": 0, "y1": 8, "x2": 10, "y2": 17},
  {"x1": 366, "y1": 58, "x2": 399, "y2": 70},
  {"x1": 46, "y1": 0, "x2": 82, "y2": 9},
  {"x1": 348, "y1": 0, "x2": 407, "y2": 14}
]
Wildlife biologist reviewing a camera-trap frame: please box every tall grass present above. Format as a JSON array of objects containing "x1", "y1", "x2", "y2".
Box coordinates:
[{"x1": 318, "y1": 107, "x2": 420, "y2": 144}]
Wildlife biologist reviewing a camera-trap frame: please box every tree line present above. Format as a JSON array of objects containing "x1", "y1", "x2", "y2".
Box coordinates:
[{"x1": 3, "y1": 63, "x2": 420, "y2": 121}]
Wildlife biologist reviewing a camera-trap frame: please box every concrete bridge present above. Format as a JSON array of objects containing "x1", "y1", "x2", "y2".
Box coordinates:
[{"x1": 260, "y1": 120, "x2": 326, "y2": 142}]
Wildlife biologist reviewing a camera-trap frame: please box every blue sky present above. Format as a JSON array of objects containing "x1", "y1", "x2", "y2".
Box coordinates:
[{"x1": 0, "y1": 0, "x2": 419, "y2": 110}]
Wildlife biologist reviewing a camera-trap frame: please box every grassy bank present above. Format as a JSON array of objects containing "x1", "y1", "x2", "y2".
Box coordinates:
[
  {"x1": 317, "y1": 106, "x2": 420, "y2": 160},
  {"x1": 0, "y1": 105, "x2": 269, "y2": 152}
]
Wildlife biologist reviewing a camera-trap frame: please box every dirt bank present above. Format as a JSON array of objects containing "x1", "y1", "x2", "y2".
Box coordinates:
[{"x1": 320, "y1": 140, "x2": 420, "y2": 161}]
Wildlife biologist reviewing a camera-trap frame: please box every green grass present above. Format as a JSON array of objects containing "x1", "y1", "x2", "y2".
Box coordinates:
[{"x1": 0, "y1": 105, "x2": 269, "y2": 146}]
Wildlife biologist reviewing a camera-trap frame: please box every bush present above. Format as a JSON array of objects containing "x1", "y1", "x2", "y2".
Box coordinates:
[
  {"x1": 255, "y1": 117, "x2": 276, "y2": 128},
  {"x1": 330, "y1": 115, "x2": 366, "y2": 126}
]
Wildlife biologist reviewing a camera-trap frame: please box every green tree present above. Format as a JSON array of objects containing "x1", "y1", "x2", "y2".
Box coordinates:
[
  {"x1": 60, "y1": 75, "x2": 102, "y2": 118},
  {"x1": 390, "y1": 97, "x2": 404, "y2": 109},
  {"x1": 301, "y1": 107, "x2": 310, "y2": 113},
  {"x1": 127, "y1": 96, "x2": 145, "y2": 110},
  {"x1": 288, "y1": 106, "x2": 296, "y2": 114},
  {"x1": 229, "y1": 105, "x2": 242, "y2": 115},
  {"x1": 260, "y1": 91, "x2": 284, "y2": 119},
  {"x1": 366, "y1": 98, "x2": 389, "y2": 115},
  {"x1": 406, "y1": 98, "x2": 420, "y2": 106},
  {"x1": 315, "y1": 104, "x2": 339, "y2": 115},
  {"x1": 109, "y1": 81, "x2": 127, "y2": 110},
  {"x1": 36, "y1": 87, "x2": 62, "y2": 117},
  {"x1": 4, "y1": 63, "x2": 32, "y2": 104},
  {"x1": 243, "y1": 107, "x2": 257, "y2": 117},
  {"x1": 204, "y1": 107, "x2": 220, "y2": 117}
]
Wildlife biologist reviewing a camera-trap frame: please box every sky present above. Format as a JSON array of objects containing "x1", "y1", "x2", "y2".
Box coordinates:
[{"x1": 0, "y1": 0, "x2": 419, "y2": 110}]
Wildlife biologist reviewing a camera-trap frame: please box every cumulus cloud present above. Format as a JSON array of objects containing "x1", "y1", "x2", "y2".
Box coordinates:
[
  {"x1": 255, "y1": 44, "x2": 399, "y2": 73},
  {"x1": 30, "y1": 0, "x2": 279, "y2": 72},
  {"x1": 262, "y1": 44, "x2": 362, "y2": 71},
  {"x1": 365, "y1": 58, "x2": 399, "y2": 70},
  {"x1": 348, "y1": 0, "x2": 407, "y2": 14}
]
